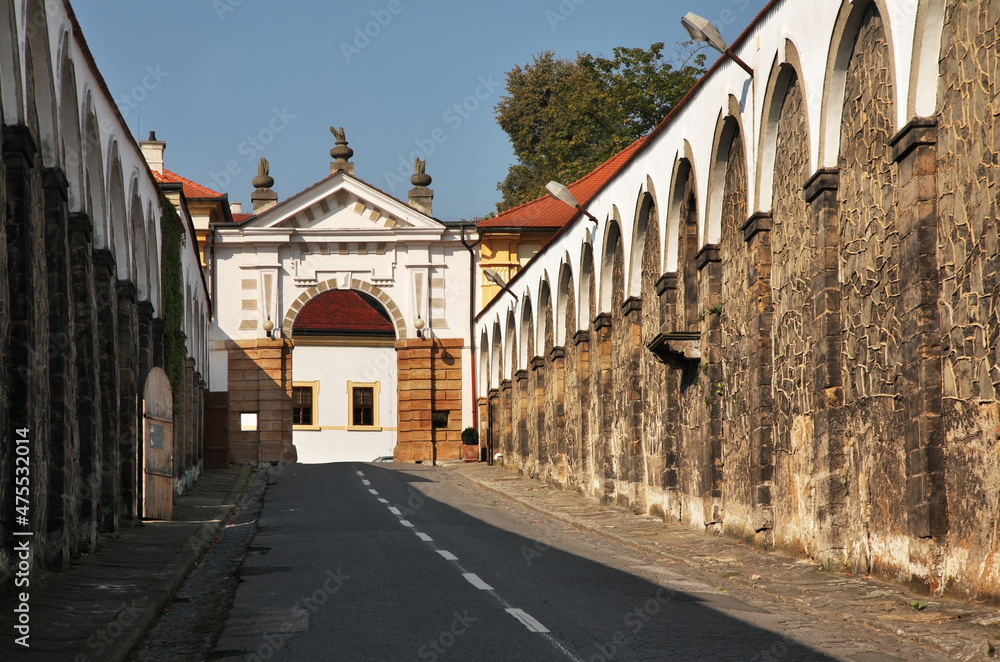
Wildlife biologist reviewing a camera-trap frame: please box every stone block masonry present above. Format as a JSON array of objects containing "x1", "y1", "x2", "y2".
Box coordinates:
[
  {"x1": 479, "y1": 0, "x2": 1000, "y2": 601},
  {"x1": 395, "y1": 338, "x2": 465, "y2": 463},
  {"x1": 1, "y1": 1, "x2": 211, "y2": 594},
  {"x1": 225, "y1": 340, "x2": 297, "y2": 465}
]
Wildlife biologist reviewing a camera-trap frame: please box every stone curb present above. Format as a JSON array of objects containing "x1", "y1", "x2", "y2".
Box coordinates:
[
  {"x1": 103, "y1": 464, "x2": 252, "y2": 662},
  {"x1": 109, "y1": 464, "x2": 252, "y2": 662},
  {"x1": 445, "y1": 464, "x2": 1000, "y2": 661}
]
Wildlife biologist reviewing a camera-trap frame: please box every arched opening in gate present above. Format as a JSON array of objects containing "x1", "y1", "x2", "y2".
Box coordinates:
[{"x1": 289, "y1": 288, "x2": 399, "y2": 463}]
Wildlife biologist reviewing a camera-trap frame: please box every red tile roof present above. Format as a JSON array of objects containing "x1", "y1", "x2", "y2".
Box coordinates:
[
  {"x1": 154, "y1": 169, "x2": 225, "y2": 200},
  {"x1": 292, "y1": 290, "x2": 395, "y2": 337},
  {"x1": 478, "y1": 135, "x2": 650, "y2": 231},
  {"x1": 231, "y1": 213, "x2": 253, "y2": 223}
]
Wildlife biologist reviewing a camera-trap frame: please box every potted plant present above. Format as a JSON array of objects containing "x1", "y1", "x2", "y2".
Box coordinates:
[{"x1": 461, "y1": 427, "x2": 480, "y2": 462}]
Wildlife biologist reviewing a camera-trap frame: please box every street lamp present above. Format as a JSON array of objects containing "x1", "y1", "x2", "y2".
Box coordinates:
[
  {"x1": 545, "y1": 180, "x2": 599, "y2": 224},
  {"x1": 483, "y1": 267, "x2": 519, "y2": 301},
  {"x1": 681, "y1": 12, "x2": 753, "y2": 76}
]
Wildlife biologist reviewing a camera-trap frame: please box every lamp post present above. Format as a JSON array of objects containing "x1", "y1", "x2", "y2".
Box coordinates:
[
  {"x1": 545, "y1": 180, "x2": 599, "y2": 224},
  {"x1": 681, "y1": 12, "x2": 753, "y2": 76}
]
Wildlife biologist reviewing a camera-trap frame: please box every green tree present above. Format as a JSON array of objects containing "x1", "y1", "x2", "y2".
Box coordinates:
[{"x1": 494, "y1": 43, "x2": 705, "y2": 211}]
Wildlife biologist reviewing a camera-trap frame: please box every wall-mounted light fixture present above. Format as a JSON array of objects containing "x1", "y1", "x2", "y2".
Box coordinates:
[
  {"x1": 681, "y1": 12, "x2": 753, "y2": 76},
  {"x1": 483, "y1": 267, "x2": 519, "y2": 301},
  {"x1": 263, "y1": 316, "x2": 275, "y2": 340},
  {"x1": 545, "y1": 181, "x2": 599, "y2": 224},
  {"x1": 415, "y1": 315, "x2": 425, "y2": 339}
]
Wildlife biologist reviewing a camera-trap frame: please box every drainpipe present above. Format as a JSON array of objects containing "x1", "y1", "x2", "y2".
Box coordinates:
[{"x1": 459, "y1": 223, "x2": 482, "y2": 443}]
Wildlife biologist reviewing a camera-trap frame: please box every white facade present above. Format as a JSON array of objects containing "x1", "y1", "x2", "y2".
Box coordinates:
[
  {"x1": 212, "y1": 166, "x2": 476, "y2": 463},
  {"x1": 292, "y1": 344, "x2": 398, "y2": 463}
]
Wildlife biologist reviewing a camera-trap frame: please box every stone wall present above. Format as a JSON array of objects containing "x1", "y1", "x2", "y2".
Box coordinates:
[
  {"x1": 936, "y1": 0, "x2": 1000, "y2": 598},
  {"x1": 0, "y1": 126, "x2": 184, "y2": 594},
  {"x1": 769, "y1": 73, "x2": 816, "y2": 558},
  {"x1": 226, "y1": 340, "x2": 296, "y2": 465},
  {"x1": 394, "y1": 337, "x2": 465, "y2": 462},
  {"x1": 480, "y1": 0, "x2": 1000, "y2": 601}
]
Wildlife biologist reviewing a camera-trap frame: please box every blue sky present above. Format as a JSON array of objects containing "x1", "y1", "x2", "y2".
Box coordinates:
[{"x1": 72, "y1": 0, "x2": 769, "y2": 220}]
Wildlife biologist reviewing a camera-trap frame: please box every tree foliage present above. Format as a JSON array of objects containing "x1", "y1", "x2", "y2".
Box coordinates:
[{"x1": 494, "y1": 43, "x2": 705, "y2": 211}]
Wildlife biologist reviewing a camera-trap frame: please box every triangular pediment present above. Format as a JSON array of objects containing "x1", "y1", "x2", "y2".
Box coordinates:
[{"x1": 241, "y1": 172, "x2": 444, "y2": 235}]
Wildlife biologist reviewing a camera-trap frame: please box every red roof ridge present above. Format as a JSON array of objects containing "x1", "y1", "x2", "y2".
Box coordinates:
[
  {"x1": 155, "y1": 169, "x2": 224, "y2": 199},
  {"x1": 479, "y1": 133, "x2": 649, "y2": 230}
]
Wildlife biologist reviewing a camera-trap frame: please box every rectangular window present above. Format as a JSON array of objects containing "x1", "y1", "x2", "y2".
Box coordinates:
[
  {"x1": 240, "y1": 412, "x2": 258, "y2": 431},
  {"x1": 292, "y1": 382, "x2": 320, "y2": 430},
  {"x1": 347, "y1": 381, "x2": 380, "y2": 430},
  {"x1": 353, "y1": 387, "x2": 374, "y2": 426}
]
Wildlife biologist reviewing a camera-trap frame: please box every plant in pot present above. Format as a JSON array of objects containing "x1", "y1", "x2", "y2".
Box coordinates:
[{"x1": 461, "y1": 426, "x2": 480, "y2": 462}]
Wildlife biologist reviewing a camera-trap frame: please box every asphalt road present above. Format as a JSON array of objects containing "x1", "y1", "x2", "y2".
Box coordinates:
[{"x1": 210, "y1": 463, "x2": 951, "y2": 661}]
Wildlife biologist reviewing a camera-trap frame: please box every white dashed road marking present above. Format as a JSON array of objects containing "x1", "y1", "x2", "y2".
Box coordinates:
[
  {"x1": 463, "y1": 573, "x2": 493, "y2": 590},
  {"x1": 360, "y1": 470, "x2": 582, "y2": 661},
  {"x1": 356, "y1": 471, "x2": 364, "y2": 476},
  {"x1": 506, "y1": 608, "x2": 550, "y2": 633},
  {"x1": 362, "y1": 480, "x2": 370, "y2": 486}
]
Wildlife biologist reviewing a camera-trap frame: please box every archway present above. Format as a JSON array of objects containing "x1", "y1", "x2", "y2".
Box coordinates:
[{"x1": 288, "y1": 288, "x2": 400, "y2": 464}]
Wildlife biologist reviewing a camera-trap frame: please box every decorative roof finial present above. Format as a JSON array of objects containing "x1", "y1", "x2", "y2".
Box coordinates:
[
  {"x1": 408, "y1": 159, "x2": 433, "y2": 216},
  {"x1": 251, "y1": 157, "x2": 277, "y2": 212},
  {"x1": 252, "y1": 157, "x2": 275, "y2": 189},
  {"x1": 410, "y1": 158, "x2": 431, "y2": 187},
  {"x1": 329, "y1": 126, "x2": 355, "y2": 175}
]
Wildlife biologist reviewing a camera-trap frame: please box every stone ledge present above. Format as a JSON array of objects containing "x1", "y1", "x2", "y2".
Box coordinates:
[
  {"x1": 742, "y1": 212, "x2": 772, "y2": 243},
  {"x1": 890, "y1": 117, "x2": 938, "y2": 163},
  {"x1": 804, "y1": 167, "x2": 840, "y2": 202},
  {"x1": 621, "y1": 296, "x2": 642, "y2": 318},
  {"x1": 647, "y1": 331, "x2": 701, "y2": 362},
  {"x1": 656, "y1": 273, "x2": 678, "y2": 296},
  {"x1": 695, "y1": 244, "x2": 721, "y2": 271}
]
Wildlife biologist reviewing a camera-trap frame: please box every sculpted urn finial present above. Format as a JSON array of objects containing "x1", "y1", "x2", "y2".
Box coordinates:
[
  {"x1": 252, "y1": 157, "x2": 274, "y2": 189},
  {"x1": 410, "y1": 158, "x2": 431, "y2": 187}
]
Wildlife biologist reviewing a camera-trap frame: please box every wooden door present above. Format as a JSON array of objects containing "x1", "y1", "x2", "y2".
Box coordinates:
[
  {"x1": 203, "y1": 391, "x2": 230, "y2": 469},
  {"x1": 143, "y1": 367, "x2": 174, "y2": 520}
]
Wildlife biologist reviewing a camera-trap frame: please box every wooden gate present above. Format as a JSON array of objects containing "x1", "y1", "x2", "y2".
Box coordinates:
[
  {"x1": 143, "y1": 367, "x2": 174, "y2": 520},
  {"x1": 203, "y1": 391, "x2": 230, "y2": 469}
]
